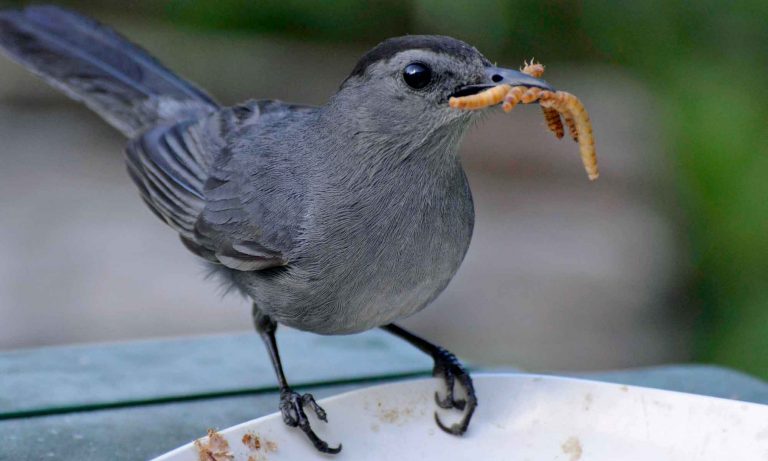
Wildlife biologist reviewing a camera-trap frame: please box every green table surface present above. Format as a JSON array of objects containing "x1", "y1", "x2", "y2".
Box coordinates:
[{"x1": 1, "y1": 330, "x2": 766, "y2": 460}]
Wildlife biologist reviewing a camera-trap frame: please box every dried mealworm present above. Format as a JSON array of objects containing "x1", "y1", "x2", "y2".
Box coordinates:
[{"x1": 449, "y1": 84, "x2": 510, "y2": 110}]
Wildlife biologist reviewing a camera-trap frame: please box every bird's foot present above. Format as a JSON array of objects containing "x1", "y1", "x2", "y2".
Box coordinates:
[
  {"x1": 431, "y1": 347, "x2": 477, "y2": 435},
  {"x1": 279, "y1": 388, "x2": 342, "y2": 454}
]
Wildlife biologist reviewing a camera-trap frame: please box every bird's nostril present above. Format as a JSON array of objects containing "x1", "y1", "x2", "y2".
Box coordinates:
[{"x1": 491, "y1": 74, "x2": 503, "y2": 83}]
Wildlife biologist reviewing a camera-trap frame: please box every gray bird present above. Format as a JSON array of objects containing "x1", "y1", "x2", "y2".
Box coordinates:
[{"x1": 0, "y1": 6, "x2": 555, "y2": 454}]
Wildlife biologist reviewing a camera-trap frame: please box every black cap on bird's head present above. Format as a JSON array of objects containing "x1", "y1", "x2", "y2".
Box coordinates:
[
  {"x1": 342, "y1": 35, "x2": 553, "y2": 101},
  {"x1": 347, "y1": 35, "x2": 491, "y2": 80},
  {"x1": 333, "y1": 35, "x2": 553, "y2": 135}
]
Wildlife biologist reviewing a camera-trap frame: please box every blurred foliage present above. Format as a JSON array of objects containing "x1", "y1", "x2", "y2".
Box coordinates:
[
  {"x1": 9, "y1": 0, "x2": 767, "y2": 376},
  {"x1": 580, "y1": 1, "x2": 768, "y2": 378},
  {"x1": 162, "y1": 0, "x2": 413, "y2": 41}
]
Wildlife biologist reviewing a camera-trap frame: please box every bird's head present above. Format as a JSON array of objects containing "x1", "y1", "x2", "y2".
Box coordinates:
[{"x1": 330, "y1": 35, "x2": 553, "y2": 140}]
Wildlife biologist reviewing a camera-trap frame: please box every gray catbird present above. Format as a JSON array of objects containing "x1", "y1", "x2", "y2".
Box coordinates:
[{"x1": 0, "y1": 6, "x2": 556, "y2": 453}]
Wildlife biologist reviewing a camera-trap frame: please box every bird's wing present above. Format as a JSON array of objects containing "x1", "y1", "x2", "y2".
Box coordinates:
[
  {"x1": 126, "y1": 118, "x2": 210, "y2": 241},
  {"x1": 127, "y1": 99, "x2": 314, "y2": 271}
]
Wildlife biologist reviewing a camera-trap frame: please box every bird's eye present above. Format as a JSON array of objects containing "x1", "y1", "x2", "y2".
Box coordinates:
[{"x1": 403, "y1": 63, "x2": 432, "y2": 89}]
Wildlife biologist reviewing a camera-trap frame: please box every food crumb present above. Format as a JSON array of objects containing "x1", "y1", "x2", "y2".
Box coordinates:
[
  {"x1": 381, "y1": 408, "x2": 399, "y2": 423},
  {"x1": 583, "y1": 393, "x2": 593, "y2": 411},
  {"x1": 377, "y1": 405, "x2": 414, "y2": 425},
  {"x1": 242, "y1": 432, "x2": 261, "y2": 450},
  {"x1": 561, "y1": 436, "x2": 583, "y2": 461},
  {"x1": 242, "y1": 431, "x2": 278, "y2": 458},
  {"x1": 194, "y1": 429, "x2": 234, "y2": 461}
]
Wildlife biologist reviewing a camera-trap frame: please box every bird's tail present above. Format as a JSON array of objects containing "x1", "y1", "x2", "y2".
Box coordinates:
[{"x1": 0, "y1": 5, "x2": 219, "y2": 137}]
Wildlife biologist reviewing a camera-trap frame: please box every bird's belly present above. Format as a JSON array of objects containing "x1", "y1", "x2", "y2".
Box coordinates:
[
  {"x1": 241, "y1": 166, "x2": 475, "y2": 335},
  {"x1": 239, "y1": 210, "x2": 473, "y2": 335},
  {"x1": 342, "y1": 249, "x2": 465, "y2": 331},
  {"x1": 280, "y1": 202, "x2": 473, "y2": 334},
  {"x1": 285, "y1": 236, "x2": 470, "y2": 334}
]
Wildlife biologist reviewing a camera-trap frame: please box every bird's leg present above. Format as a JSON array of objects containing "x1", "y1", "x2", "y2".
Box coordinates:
[
  {"x1": 381, "y1": 324, "x2": 477, "y2": 436},
  {"x1": 253, "y1": 307, "x2": 342, "y2": 454}
]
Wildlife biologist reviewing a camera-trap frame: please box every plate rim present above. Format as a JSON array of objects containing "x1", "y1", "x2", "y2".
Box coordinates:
[{"x1": 152, "y1": 372, "x2": 768, "y2": 460}]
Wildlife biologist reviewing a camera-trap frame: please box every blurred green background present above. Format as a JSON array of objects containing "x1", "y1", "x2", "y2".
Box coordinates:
[{"x1": 1, "y1": 0, "x2": 765, "y2": 378}]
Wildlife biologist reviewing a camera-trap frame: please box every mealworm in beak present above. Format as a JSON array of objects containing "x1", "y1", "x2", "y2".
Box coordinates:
[
  {"x1": 540, "y1": 91, "x2": 598, "y2": 180},
  {"x1": 449, "y1": 84, "x2": 510, "y2": 110},
  {"x1": 448, "y1": 60, "x2": 599, "y2": 181},
  {"x1": 520, "y1": 61, "x2": 566, "y2": 141},
  {"x1": 521, "y1": 61, "x2": 545, "y2": 78},
  {"x1": 502, "y1": 86, "x2": 524, "y2": 112},
  {"x1": 542, "y1": 108, "x2": 565, "y2": 139}
]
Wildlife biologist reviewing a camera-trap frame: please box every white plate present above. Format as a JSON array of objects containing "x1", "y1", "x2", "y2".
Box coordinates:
[{"x1": 153, "y1": 374, "x2": 768, "y2": 460}]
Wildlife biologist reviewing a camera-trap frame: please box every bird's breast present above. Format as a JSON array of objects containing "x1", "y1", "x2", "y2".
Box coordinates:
[{"x1": 283, "y1": 162, "x2": 475, "y2": 334}]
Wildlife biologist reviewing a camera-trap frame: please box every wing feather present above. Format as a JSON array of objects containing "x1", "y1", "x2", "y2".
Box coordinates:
[{"x1": 127, "y1": 100, "x2": 309, "y2": 271}]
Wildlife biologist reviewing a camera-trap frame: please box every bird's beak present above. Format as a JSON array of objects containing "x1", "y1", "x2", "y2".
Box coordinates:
[{"x1": 450, "y1": 66, "x2": 554, "y2": 98}]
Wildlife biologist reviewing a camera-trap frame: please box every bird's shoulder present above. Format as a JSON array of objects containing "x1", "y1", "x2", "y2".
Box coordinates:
[{"x1": 190, "y1": 99, "x2": 318, "y2": 271}]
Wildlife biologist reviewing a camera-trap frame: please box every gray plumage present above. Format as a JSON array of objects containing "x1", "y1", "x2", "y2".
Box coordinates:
[
  {"x1": 0, "y1": 6, "x2": 546, "y2": 335},
  {"x1": 0, "y1": 6, "x2": 564, "y2": 449}
]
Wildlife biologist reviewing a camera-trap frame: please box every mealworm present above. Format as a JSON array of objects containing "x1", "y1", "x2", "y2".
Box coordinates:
[
  {"x1": 449, "y1": 84, "x2": 510, "y2": 110},
  {"x1": 521, "y1": 87, "x2": 542, "y2": 104},
  {"x1": 502, "y1": 86, "x2": 525, "y2": 112},
  {"x1": 448, "y1": 62, "x2": 599, "y2": 181},
  {"x1": 540, "y1": 91, "x2": 598, "y2": 180},
  {"x1": 521, "y1": 61, "x2": 545, "y2": 78},
  {"x1": 542, "y1": 108, "x2": 565, "y2": 139},
  {"x1": 520, "y1": 61, "x2": 565, "y2": 140},
  {"x1": 563, "y1": 112, "x2": 579, "y2": 141}
]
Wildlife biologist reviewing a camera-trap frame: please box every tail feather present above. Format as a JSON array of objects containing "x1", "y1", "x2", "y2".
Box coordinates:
[{"x1": 0, "y1": 5, "x2": 218, "y2": 136}]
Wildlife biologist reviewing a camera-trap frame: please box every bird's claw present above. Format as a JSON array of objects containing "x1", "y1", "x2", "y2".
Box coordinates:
[
  {"x1": 279, "y1": 389, "x2": 341, "y2": 454},
  {"x1": 431, "y1": 347, "x2": 477, "y2": 435},
  {"x1": 435, "y1": 390, "x2": 466, "y2": 411}
]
